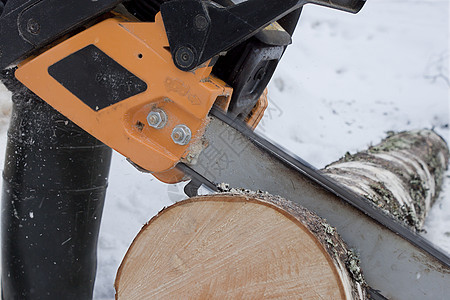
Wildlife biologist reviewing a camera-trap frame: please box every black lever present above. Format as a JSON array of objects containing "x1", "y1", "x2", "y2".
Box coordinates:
[{"x1": 161, "y1": 0, "x2": 366, "y2": 71}]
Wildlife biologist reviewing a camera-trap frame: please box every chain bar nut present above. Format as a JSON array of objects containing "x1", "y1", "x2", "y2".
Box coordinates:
[
  {"x1": 147, "y1": 108, "x2": 168, "y2": 129},
  {"x1": 171, "y1": 125, "x2": 192, "y2": 146}
]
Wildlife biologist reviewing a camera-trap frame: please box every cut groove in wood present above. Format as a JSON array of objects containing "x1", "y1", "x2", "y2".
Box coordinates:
[{"x1": 115, "y1": 194, "x2": 366, "y2": 299}]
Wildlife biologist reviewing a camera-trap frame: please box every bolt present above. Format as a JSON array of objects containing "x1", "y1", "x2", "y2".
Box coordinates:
[
  {"x1": 26, "y1": 19, "x2": 40, "y2": 35},
  {"x1": 171, "y1": 125, "x2": 192, "y2": 145},
  {"x1": 194, "y1": 14, "x2": 208, "y2": 31},
  {"x1": 146, "y1": 108, "x2": 167, "y2": 129},
  {"x1": 175, "y1": 46, "x2": 195, "y2": 70}
]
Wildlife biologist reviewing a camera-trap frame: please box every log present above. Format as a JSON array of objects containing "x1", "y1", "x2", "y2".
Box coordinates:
[
  {"x1": 115, "y1": 193, "x2": 367, "y2": 299},
  {"x1": 115, "y1": 130, "x2": 448, "y2": 297},
  {"x1": 321, "y1": 129, "x2": 449, "y2": 230}
]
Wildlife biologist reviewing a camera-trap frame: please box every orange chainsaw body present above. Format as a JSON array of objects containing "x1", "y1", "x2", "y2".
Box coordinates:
[{"x1": 15, "y1": 13, "x2": 233, "y2": 182}]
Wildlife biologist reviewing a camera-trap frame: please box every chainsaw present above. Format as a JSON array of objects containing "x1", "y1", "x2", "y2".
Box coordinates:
[{"x1": 0, "y1": 0, "x2": 449, "y2": 299}]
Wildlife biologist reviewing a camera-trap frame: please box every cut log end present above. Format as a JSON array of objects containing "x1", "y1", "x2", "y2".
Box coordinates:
[
  {"x1": 115, "y1": 193, "x2": 367, "y2": 299},
  {"x1": 322, "y1": 129, "x2": 449, "y2": 230}
]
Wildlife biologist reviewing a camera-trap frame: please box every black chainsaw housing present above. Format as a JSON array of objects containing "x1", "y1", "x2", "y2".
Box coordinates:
[
  {"x1": 212, "y1": 38, "x2": 284, "y2": 119},
  {"x1": 0, "y1": 0, "x2": 122, "y2": 69},
  {"x1": 123, "y1": 0, "x2": 302, "y2": 121},
  {"x1": 0, "y1": 0, "x2": 302, "y2": 121}
]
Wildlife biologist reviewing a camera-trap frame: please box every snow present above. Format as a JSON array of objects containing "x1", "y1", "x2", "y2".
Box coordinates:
[{"x1": 0, "y1": 0, "x2": 448, "y2": 298}]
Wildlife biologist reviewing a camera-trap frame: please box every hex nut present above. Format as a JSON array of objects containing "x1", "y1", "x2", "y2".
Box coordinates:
[
  {"x1": 171, "y1": 125, "x2": 192, "y2": 146},
  {"x1": 147, "y1": 109, "x2": 167, "y2": 129}
]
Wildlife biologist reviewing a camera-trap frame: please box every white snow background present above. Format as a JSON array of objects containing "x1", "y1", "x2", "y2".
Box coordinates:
[{"x1": 0, "y1": 0, "x2": 448, "y2": 298}]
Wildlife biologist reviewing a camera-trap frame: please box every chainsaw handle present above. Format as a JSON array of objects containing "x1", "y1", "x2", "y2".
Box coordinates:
[
  {"x1": 161, "y1": 0, "x2": 366, "y2": 71},
  {"x1": 310, "y1": 0, "x2": 366, "y2": 13}
]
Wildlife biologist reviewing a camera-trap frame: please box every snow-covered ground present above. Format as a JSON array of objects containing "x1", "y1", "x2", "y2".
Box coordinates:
[{"x1": 0, "y1": 0, "x2": 448, "y2": 298}]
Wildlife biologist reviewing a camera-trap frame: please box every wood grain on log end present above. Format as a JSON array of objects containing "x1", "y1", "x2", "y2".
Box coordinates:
[
  {"x1": 322, "y1": 129, "x2": 449, "y2": 230},
  {"x1": 115, "y1": 193, "x2": 367, "y2": 299}
]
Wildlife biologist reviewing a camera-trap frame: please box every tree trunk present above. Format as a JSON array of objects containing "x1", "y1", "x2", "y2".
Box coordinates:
[
  {"x1": 115, "y1": 193, "x2": 367, "y2": 299},
  {"x1": 321, "y1": 129, "x2": 449, "y2": 230}
]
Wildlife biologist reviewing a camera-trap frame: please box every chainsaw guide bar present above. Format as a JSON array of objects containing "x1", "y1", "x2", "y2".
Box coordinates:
[{"x1": 178, "y1": 107, "x2": 450, "y2": 299}]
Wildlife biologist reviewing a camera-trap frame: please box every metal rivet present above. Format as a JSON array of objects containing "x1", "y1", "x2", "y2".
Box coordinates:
[
  {"x1": 194, "y1": 14, "x2": 208, "y2": 31},
  {"x1": 171, "y1": 125, "x2": 192, "y2": 145},
  {"x1": 175, "y1": 47, "x2": 195, "y2": 69},
  {"x1": 147, "y1": 108, "x2": 167, "y2": 129},
  {"x1": 26, "y1": 19, "x2": 40, "y2": 35}
]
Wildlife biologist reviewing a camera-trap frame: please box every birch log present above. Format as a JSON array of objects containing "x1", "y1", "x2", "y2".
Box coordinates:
[
  {"x1": 321, "y1": 129, "x2": 449, "y2": 230},
  {"x1": 115, "y1": 193, "x2": 367, "y2": 299}
]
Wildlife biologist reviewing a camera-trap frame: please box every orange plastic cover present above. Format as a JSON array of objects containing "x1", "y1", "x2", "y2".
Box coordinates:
[{"x1": 16, "y1": 13, "x2": 232, "y2": 177}]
